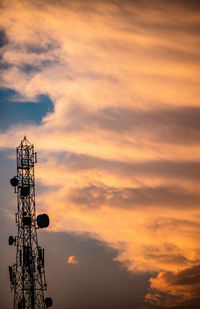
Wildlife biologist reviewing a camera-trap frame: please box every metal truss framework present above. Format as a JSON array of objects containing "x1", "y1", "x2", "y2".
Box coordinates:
[{"x1": 9, "y1": 137, "x2": 52, "y2": 309}]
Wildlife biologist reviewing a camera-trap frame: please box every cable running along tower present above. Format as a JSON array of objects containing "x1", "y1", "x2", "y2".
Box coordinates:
[{"x1": 9, "y1": 137, "x2": 52, "y2": 309}]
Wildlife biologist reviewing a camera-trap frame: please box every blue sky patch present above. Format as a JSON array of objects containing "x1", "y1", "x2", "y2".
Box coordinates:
[{"x1": 0, "y1": 88, "x2": 54, "y2": 130}]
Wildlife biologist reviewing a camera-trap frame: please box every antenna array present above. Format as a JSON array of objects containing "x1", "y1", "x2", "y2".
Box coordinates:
[{"x1": 9, "y1": 137, "x2": 52, "y2": 309}]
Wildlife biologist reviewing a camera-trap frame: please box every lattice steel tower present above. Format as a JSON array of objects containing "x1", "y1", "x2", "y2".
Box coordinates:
[{"x1": 9, "y1": 137, "x2": 53, "y2": 309}]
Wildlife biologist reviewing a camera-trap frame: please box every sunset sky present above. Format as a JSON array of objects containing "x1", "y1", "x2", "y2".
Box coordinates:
[{"x1": 1, "y1": 0, "x2": 200, "y2": 308}]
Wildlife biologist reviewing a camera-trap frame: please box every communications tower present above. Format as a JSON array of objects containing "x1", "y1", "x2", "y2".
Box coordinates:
[{"x1": 9, "y1": 137, "x2": 53, "y2": 309}]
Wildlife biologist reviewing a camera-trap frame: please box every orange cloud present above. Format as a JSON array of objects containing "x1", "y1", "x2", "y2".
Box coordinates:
[
  {"x1": 145, "y1": 265, "x2": 200, "y2": 308},
  {"x1": 1, "y1": 0, "x2": 200, "y2": 307},
  {"x1": 67, "y1": 255, "x2": 79, "y2": 265}
]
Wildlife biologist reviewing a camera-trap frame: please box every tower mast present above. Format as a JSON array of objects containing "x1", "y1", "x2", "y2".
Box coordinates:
[{"x1": 9, "y1": 137, "x2": 52, "y2": 309}]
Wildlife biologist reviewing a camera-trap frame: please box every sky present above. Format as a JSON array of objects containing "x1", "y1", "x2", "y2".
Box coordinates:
[{"x1": 0, "y1": 0, "x2": 200, "y2": 308}]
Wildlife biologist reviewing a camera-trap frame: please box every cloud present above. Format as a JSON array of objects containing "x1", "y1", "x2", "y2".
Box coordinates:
[
  {"x1": 145, "y1": 265, "x2": 200, "y2": 308},
  {"x1": 1, "y1": 0, "x2": 200, "y2": 308},
  {"x1": 67, "y1": 255, "x2": 79, "y2": 265},
  {"x1": 68, "y1": 184, "x2": 200, "y2": 209}
]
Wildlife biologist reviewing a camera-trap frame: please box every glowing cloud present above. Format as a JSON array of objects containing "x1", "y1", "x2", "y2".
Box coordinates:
[
  {"x1": 145, "y1": 265, "x2": 200, "y2": 308},
  {"x1": 1, "y1": 0, "x2": 200, "y2": 307},
  {"x1": 67, "y1": 255, "x2": 79, "y2": 265}
]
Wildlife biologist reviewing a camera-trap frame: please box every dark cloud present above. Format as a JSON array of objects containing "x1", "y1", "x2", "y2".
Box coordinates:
[
  {"x1": 143, "y1": 298, "x2": 200, "y2": 309},
  {"x1": 144, "y1": 245, "x2": 194, "y2": 267},
  {"x1": 148, "y1": 217, "x2": 200, "y2": 234},
  {"x1": 20, "y1": 0, "x2": 200, "y2": 37},
  {"x1": 0, "y1": 29, "x2": 7, "y2": 48},
  {"x1": 26, "y1": 41, "x2": 59, "y2": 55},
  {"x1": 58, "y1": 151, "x2": 200, "y2": 182},
  {"x1": 2, "y1": 228, "x2": 151, "y2": 309},
  {"x1": 18, "y1": 60, "x2": 59, "y2": 74},
  {"x1": 166, "y1": 0, "x2": 200, "y2": 11},
  {"x1": 0, "y1": 217, "x2": 151, "y2": 309},
  {"x1": 0, "y1": 29, "x2": 9, "y2": 71},
  {"x1": 31, "y1": 0, "x2": 200, "y2": 12},
  {"x1": 68, "y1": 183, "x2": 200, "y2": 209},
  {"x1": 63, "y1": 104, "x2": 200, "y2": 144},
  {"x1": 146, "y1": 265, "x2": 200, "y2": 308}
]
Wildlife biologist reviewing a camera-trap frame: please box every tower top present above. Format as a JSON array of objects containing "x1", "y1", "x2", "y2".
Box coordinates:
[{"x1": 19, "y1": 136, "x2": 32, "y2": 147}]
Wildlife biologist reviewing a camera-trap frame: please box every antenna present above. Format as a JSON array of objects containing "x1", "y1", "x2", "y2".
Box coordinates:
[{"x1": 9, "y1": 137, "x2": 53, "y2": 309}]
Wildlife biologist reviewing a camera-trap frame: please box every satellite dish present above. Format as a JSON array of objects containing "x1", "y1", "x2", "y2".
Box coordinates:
[
  {"x1": 21, "y1": 187, "x2": 30, "y2": 197},
  {"x1": 45, "y1": 297, "x2": 53, "y2": 308},
  {"x1": 10, "y1": 177, "x2": 18, "y2": 187},
  {"x1": 9, "y1": 236, "x2": 15, "y2": 246},
  {"x1": 37, "y1": 214, "x2": 50, "y2": 228},
  {"x1": 23, "y1": 216, "x2": 31, "y2": 226}
]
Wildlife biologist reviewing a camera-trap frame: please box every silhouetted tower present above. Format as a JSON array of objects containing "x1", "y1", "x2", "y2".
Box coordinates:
[{"x1": 9, "y1": 137, "x2": 52, "y2": 309}]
